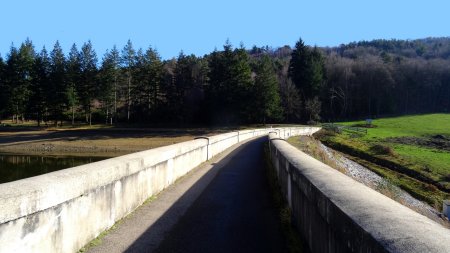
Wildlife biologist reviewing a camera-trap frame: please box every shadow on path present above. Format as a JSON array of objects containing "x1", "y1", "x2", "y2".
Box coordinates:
[{"x1": 126, "y1": 137, "x2": 287, "y2": 253}]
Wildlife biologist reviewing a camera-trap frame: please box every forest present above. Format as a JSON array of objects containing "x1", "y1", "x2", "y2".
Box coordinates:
[{"x1": 0, "y1": 37, "x2": 449, "y2": 126}]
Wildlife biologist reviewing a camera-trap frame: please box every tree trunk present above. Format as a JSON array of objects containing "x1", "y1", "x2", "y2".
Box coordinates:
[
  {"x1": 71, "y1": 105, "x2": 75, "y2": 126},
  {"x1": 114, "y1": 76, "x2": 117, "y2": 124},
  {"x1": 127, "y1": 76, "x2": 131, "y2": 122},
  {"x1": 89, "y1": 111, "x2": 92, "y2": 126},
  {"x1": 54, "y1": 108, "x2": 58, "y2": 127}
]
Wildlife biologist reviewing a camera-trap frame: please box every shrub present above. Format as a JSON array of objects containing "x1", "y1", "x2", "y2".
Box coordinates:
[
  {"x1": 370, "y1": 144, "x2": 396, "y2": 156},
  {"x1": 352, "y1": 123, "x2": 377, "y2": 128},
  {"x1": 444, "y1": 173, "x2": 450, "y2": 182},
  {"x1": 313, "y1": 129, "x2": 336, "y2": 139}
]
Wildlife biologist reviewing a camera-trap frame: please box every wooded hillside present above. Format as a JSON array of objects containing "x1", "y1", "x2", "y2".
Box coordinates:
[{"x1": 0, "y1": 37, "x2": 449, "y2": 126}]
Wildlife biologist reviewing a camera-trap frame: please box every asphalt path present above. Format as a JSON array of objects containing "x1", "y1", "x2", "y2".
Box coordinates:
[
  {"x1": 87, "y1": 137, "x2": 287, "y2": 253},
  {"x1": 154, "y1": 137, "x2": 287, "y2": 253}
]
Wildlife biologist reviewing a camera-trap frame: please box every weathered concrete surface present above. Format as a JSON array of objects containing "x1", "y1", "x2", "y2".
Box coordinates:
[
  {"x1": 269, "y1": 133, "x2": 450, "y2": 253},
  {"x1": 154, "y1": 137, "x2": 287, "y2": 253},
  {"x1": 0, "y1": 127, "x2": 317, "y2": 253}
]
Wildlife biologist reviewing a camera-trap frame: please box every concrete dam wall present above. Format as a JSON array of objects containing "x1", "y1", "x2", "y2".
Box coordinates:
[
  {"x1": 0, "y1": 127, "x2": 317, "y2": 253},
  {"x1": 268, "y1": 133, "x2": 450, "y2": 253}
]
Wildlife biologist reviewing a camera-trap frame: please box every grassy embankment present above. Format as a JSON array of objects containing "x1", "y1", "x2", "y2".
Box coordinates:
[{"x1": 316, "y1": 114, "x2": 450, "y2": 209}]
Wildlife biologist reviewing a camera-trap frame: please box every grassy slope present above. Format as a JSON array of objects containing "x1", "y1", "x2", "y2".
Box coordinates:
[
  {"x1": 318, "y1": 114, "x2": 450, "y2": 208},
  {"x1": 341, "y1": 114, "x2": 450, "y2": 139}
]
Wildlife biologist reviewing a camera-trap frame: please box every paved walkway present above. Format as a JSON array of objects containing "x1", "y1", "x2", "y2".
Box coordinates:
[{"x1": 87, "y1": 137, "x2": 287, "y2": 253}]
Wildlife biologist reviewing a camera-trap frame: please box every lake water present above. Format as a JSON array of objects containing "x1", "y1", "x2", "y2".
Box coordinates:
[{"x1": 0, "y1": 153, "x2": 108, "y2": 184}]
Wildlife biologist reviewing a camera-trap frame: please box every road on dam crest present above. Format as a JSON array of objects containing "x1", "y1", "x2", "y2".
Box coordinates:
[{"x1": 87, "y1": 137, "x2": 288, "y2": 253}]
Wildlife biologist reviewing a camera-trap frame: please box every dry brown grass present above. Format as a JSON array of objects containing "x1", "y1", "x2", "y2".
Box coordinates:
[{"x1": 0, "y1": 128, "x2": 209, "y2": 157}]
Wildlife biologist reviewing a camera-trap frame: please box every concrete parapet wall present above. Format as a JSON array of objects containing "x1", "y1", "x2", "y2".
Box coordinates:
[
  {"x1": 0, "y1": 126, "x2": 314, "y2": 253},
  {"x1": 268, "y1": 133, "x2": 450, "y2": 253}
]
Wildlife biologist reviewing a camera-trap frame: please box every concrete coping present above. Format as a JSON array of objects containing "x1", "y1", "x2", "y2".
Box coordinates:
[
  {"x1": 269, "y1": 136, "x2": 450, "y2": 253},
  {"x1": 194, "y1": 136, "x2": 210, "y2": 141},
  {"x1": 0, "y1": 127, "x2": 308, "y2": 224},
  {"x1": 0, "y1": 127, "x2": 283, "y2": 224},
  {"x1": 0, "y1": 138, "x2": 209, "y2": 224},
  {"x1": 444, "y1": 200, "x2": 450, "y2": 205}
]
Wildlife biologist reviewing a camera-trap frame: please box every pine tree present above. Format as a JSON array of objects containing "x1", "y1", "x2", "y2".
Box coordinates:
[
  {"x1": 79, "y1": 41, "x2": 98, "y2": 125},
  {"x1": 48, "y1": 41, "x2": 67, "y2": 126},
  {"x1": 5, "y1": 40, "x2": 35, "y2": 123},
  {"x1": 171, "y1": 52, "x2": 194, "y2": 123},
  {"x1": 109, "y1": 46, "x2": 120, "y2": 122},
  {"x1": 3, "y1": 45, "x2": 20, "y2": 122},
  {"x1": 67, "y1": 44, "x2": 81, "y2": 125},
  {"x1": 232, "y1": 45, "x2": 253, "y2": 122},
  {"x1": 99, "y1": 47, "x2": 120, "y2": 124},
  {"x1": 288, "y1": 38, "x2": 310, "y2": 97},
  {"x1": 288, "y1": 39, "x2": 325, "y2": 121},
  {"x1": 309, "y1": 46, "x2": 325, "y2": 97},
  {"x1": 289, "y1": 41, "x2": 325, "y2": 99},
  {"x1": 207, "y1": 41, "x2": 253, "y2": 124},
  {"x1": 0, "y1": 55, "x2": 6, "y2": 120},
  {"x1": 251, "y1": 55, "x2": 282, "y2": 124},
  {"x1": 29, "y1": 47, "x2": 50, "y2": 126},
  {"x1": 121, "y1": 40, "x2": 136, "y2": 122},
  {"x1": 144, "y1": 47, "x2": 163, "y2": 119}
]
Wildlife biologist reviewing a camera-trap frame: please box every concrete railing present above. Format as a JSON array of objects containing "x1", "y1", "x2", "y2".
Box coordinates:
[
  {"x1": 268, "y1": 132, "x2": 450, "y2": 253},
  {"x1": 0, "y1": 126, "x2": 315, "y2": 253}
]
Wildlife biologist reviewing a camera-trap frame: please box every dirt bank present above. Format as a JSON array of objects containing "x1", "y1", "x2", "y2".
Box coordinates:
[
  {"x1": 386, "y1": 135, "x2": 450, "y2": 151},
  {"x1": 0, "y1": 128, "x2": 222, "y2": 157}
]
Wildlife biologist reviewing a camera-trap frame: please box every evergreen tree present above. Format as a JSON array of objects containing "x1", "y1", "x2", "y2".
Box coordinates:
[
  {"x1": 232, "y1": 45, "x2": 253, "y2": 122},
  {"x1": 29, "y1": 47, "x2": 50, "y2": 126},
  {"x1": 5, "y1": 40, "x2": 35, "y2": 123},
  {"x1": 48, "y1": 41, "x2": 67, "y2": 126},
  {"x1": 3, "y1": 45, "x2": 20, "y2": 122},
  {"x1": 207, "y1": 41, "x2": 253, "y2": 124},
  {"x1": 144, "y1": 47, "x2": 164, "y2": 118},
  {"x1": 171, "y1": 52, "x2": 195, "y2": 123},
  {"x1": 18, "y1": 39, "x2": 36, "y2": 122},
  {"x1": 0, "y1": 55, "x2": 6, "y2": 120},
  {"x1": 289, "y1": 39, "x2": 325, "y2": 121},
  {"x1": 67, "y1": 44, "x2": 81, "y2": 125},
  {"x1": 288, "y1": 38, "x2": 309, "y2": 96},
  {"x1": 133, "y1": 48, "x2": 146, "y2": 117},
  {"x1": 251, "y1": 55, "x2": 282, "y2": 124},
  {"x1": 99, "y1": 46, "x2": 120, "y2": 124},
  {"x1": 309, "y1": 46, "x2": 325, "y2": 97},
  {"x1": 289, "y1": 39, "x2": 325, "y2": 98},
  {"x1": 121, "y1": 40, "x2": 136, "y2": 122},
  {"x1": 79, "y1": 41, "x2": 98, "y2": 125}
]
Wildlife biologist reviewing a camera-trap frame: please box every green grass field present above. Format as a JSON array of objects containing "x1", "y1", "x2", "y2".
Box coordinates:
[{"x1": 317, "y1": 114, "x2": 450, "y2": 209}]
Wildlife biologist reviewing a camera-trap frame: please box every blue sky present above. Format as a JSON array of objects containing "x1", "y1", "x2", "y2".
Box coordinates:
[{"x1": 1, "y1": 0, "x2": 449, "y2": 59}]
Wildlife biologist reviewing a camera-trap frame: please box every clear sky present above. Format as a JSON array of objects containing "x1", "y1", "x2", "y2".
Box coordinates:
[{"x1": 1, "y1": 0, "x2": 449, "y2": 59}]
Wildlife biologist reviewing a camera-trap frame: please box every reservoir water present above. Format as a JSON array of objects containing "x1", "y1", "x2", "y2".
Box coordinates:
[{"x1": 0, "y1": 153, "x2": 108, "y2": 184}]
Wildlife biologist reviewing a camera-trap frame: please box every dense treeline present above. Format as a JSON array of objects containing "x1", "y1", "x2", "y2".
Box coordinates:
[
  {"x1": 0, "y1": 39, "x2": 284, "y2": 126},
  {"x1": 254, "y1": 37, "x2": 450, "y2": 121},
  {"x1": 322, "y1": 37, "x2": 450, "y2": 120},
  {"x1": 0, "y1": 37, "x2": 449, "y2": 126}
]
